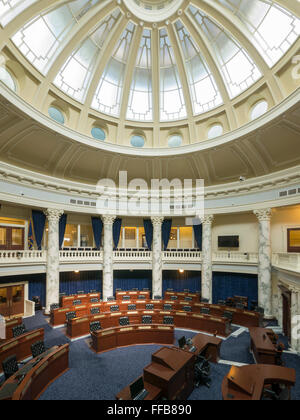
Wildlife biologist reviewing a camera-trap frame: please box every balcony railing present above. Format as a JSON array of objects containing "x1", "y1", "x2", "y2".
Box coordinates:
[
  {"x1": 0, "y1": 250, "x2": 46, "y2": 264},
  {"x1": 272, "y1": 253, "x2": 300, "y2": 273},
  {"x1": 59, "y1": 250, "x2": 103, "y2": 262},
  {"x1": 114, "y1": 250, "x2": 152, "y2": 261},
  {"x1": 213, "y1": 252, "x2": 259, "y2": 264},
  {"x1": 163, "y1": 250, "x2": 202, "y2": 261}
]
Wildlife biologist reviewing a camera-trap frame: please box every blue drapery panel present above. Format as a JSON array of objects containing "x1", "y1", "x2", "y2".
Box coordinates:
[
  {"x1": 212, "y1": 272, "x2": 258, "y2": 309},
  {"x1": 113, "y1": 270, "x2": 152, "y2": 294},
  {"x1": 0, "y1": 274, "x2": 46, "y2": 307},
  {"x1": 193, "y1": 223, "x2": 202, "y2": 250},
  {"x1": 59, "y1": 271, "x2": 103, "y2": 296},
  {"x1": 91, "y1": 217, "x2": 103, "y2": 249},
  {"x1": 162, "y1": 219, "x2": 172, "y2": 251},
  {"x1": 113, "y1": 218, "x2": 122, "y2": 250},
  {"x1": 162, "y1": 271, "x2": 201, "y2": 296},
  {"x1": 32, "y1": 210, "x2": 46, "y2": 250},
  {"x1": 143, "y1": 219, "x2": 153, "y2": 250},
  {"x1": 59, "y1": 214, "x2": 67, "y2": 249}
]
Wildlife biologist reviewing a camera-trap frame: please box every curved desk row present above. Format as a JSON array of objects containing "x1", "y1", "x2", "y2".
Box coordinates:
[
  {"x1": 0, "y1": 344, "x2": 69, "y2": 400},
  {"x1": 3, "y1": 318, "x2": 23, "y2": 341},
  {"x1": 0, "y1": 329, "x2": 44, "y2": 374},
  {"x1": 61, "y1": 292, "x2": 101, "y2": 307},
  {"x1": 164, "y1": 291, "x2": 201, "y2": 303},
  {"x1": 66, "y1": 309, "x2": 230, "y2": 340},
  {"x1": 115, "y1": 291, "x2": 151, "y2": 301},
  {"x1": 91, "y1": 324, "x2": 174, "y2": 354}
]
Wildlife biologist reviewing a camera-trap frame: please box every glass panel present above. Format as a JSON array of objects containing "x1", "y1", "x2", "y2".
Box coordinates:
[
  {"x1": 138, "y1": 227, "x2": 146, "y2": 248},
  {"x1": 175, "y1": 20, "x2": 223, "y2": 115},
  {"x1": 63, "y1": 224, "x2": 78, "y2": 247},
  {"x1": 92, "y1": 22, "x2": 136, "y2": 117},
  {"x1": 160, "y1": 28, "x2": 187, "y2": 121},
  {"x1": 0, "y1": 288, "x2": 7, "y2": 305},
  {"x1": 80, "y1": 224, "x2": 94, "y2": 247},
  {"x1": 289, "y1": 230, "x2": 300, "y2": 248},
  {"x1": 48, "y1": 106, "x2": 65, "y2": 124},
  {"x1": 208, "y1": 124, "x2": 224, "y2": 139},
  {"x1": 168, "y1": 134, "x2": 182, "y2": 148},
  {"x1": 0, "y1": 67, "x2": 16, "y2": 91},
  {"x1": 0, "y1": 0, "x2": 37, "y2": 27},
  {"x1": 251, "y1": 100, "x2": 268, "y2": 120},
  {"x1": 127, "y1": 28, "x2": 153, "y2": 121},
  {"x1": 131, "y1": 135, "x2": 145, "y2": 148},
  {"x1": 216, "y1": 0, "x2": 300, "y2": 67},
  {"x1": 12, "y1": 286, "x2": 22, "y2": 303},
  {"x1": 91, "y1": 127, "x2": 106, "y2": 141},
  {"x1": 179, "y1": 227, "x2": 193, "y2": 249},
  {"x1": 189, "y1": 5, "x2": 261, "y2": 98},
  {"x1": 124, "y1": 227, "x2": 136, "y2": 248},
  {"x1": 11, "y1": 228, "x2": 23, "y2": 246},
  {"x1": 168, "y1": 228, "x2": 178, "y2": 249},
  {"x1": 0, "y1": 228, "x2": 7, "y2": 246}
]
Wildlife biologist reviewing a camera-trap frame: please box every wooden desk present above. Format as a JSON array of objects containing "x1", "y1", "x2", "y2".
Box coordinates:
[
  {"x1": 116, "y1": 376, "x2": 162, "y2": 401},
  {"x1": 186, "y1": 333, "x2": 222, "y2": 363},
  {"x1": 61, "y1": 293, "x2": 101, "y2": 307},
  {"x1": 0, "y1": 329, "x2": 44, "y2": 374},
  {"x1": 0, "y1": 344, "x2": 69, "y2": 400},
  {"x1": 249, "y1": 327, "x2": 279, "y2": 365},
  {"x1": 116, "y1": 291, "x2": 151, "y2": 301},
  {"x1": 164, "y1": 292, "x2": 201, "y2": 303},
  {"x1": 222, "y1": 364, "x2": 296, "y2": 400},
  {"x1": 91, "y1": 324, "x2": 174, "y2": 353},
  {"x1": 4, "y1": 317, "x2": 23, "y2": 340}
]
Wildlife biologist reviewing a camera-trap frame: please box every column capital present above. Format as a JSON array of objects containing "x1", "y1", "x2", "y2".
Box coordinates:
[
  {"x1": 102, "y1": 215, "x2": 116, "y2": 226},
  {"x1": 200, "y1": 215, "x2": 214, "y2": 225},
  {"x1": 151, "y1": 216, "x2": 164, "y2": 226},
  {"x1": 254, "y1": 208, "x2": 272, "y2": 221},
  {"x1": 289, "y1": 285, "x2": 300, "y2": 294},
  {"x1": 44, "y1": 208, "x2": 64, "y2": 222}
]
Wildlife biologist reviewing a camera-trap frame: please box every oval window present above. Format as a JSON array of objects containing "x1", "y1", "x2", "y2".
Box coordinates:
[
  {"x1": 207, "y1": 124, "x2": 223, "y2": 139},
  {"x1": 0, "y1": 67, "x2": 16, "y2": 92},
  {"x1": 251, "y1": 100, "x2": 268, "y2": 120},
  {"x1": 48, "y1": 106, "x2": 65, "y2": 124},
  {"x1": 168, "y1": 135, "x2": 182, "y2": 148},
  {"x1": 91, "y1": 127, "x2": 106, "y2": 141},
  {"x1": 131, "y1": 135, "x2": 145, "y2": 148}
]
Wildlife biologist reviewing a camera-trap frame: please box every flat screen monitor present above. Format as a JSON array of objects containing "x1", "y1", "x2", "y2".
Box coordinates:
[
  {"x1": 218, "y1": 236, "x2": 239, "y2": 248},
  {"x1": 130, "y1": 377, "x2": 144, "y2": 400},
  {"x1": 178, "y1": 336, "x2": 186, "y2": 349}
]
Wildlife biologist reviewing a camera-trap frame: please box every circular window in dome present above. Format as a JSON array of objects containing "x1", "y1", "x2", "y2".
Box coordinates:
[
  {"x1": 0, "y1": 67, "x2": 16, "y2": 92},
  {"x1": 131, "y1": 135, "x2": 145, "y2": 148},
  {"x1": 48, "y1": 106, "x2": 65, "y2": 124},
  {"x1": 207, "y1": 124, "x2": 223, "y2": 139},
  {"x1": 91, "y1": 127, "x2": 106, "y2": 141},
  {"x1": 168, "y1": 134, "x2": 183, "y2": 148},
  {"x1": 251, "y1": 100, "x2": 268, "y2": 121}
]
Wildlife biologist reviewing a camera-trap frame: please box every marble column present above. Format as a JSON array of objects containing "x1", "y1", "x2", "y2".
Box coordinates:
[
  {"x1": 44, "y1": 208, "x2": 64, "y2": 314},
  {"x1": 254, "y1": 208, "x2": 272, "y2": 318},
  {"x1": 102, "y1": 215, "x2": 115, "y2": 301},
  {"x1": 200, "y1": 215, "x2": 214, "y2": 303},
  {"x1": 151, "y1": 217, "x2": 164, "y2": 298},
  {"x1": 291, "y1": 286, "x2": 300, "y2": 353}
]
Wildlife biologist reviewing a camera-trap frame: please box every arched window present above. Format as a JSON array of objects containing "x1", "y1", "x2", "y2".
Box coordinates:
[
  {"x1": 0, "y1": 67, "x2": 16, "y2": 92},
  {"x1": 168, "y1": 134, "x2": 183, "y2": 148},
  {"x1": 91, "y1": 127, "x2": 106, "y2": 141},
  {"x1": 48, "y1": 106, "x2": 65, "y2": 124},
  {"x1": 207, "y1": 124, "x2": 223, "y2": 139},
  {"x1": 131, "y1": 135, "x2": 145, "y2": 148},
  {"x1": 251, "y1": 100, "x2": 268, "y2": 121}
]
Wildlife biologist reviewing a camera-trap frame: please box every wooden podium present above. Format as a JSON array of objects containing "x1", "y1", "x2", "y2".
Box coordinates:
[{"x1": 143, "y1": 347, "x2": 195, "y2": 400}]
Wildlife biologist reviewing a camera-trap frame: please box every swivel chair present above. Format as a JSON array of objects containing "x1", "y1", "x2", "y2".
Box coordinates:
[
  {"x1": 12, "y1": 324, "x2": 27, "y2": 338},
  {"x1": 31, "y1": 340, "x2": 46, "y2": 358},
  {"x1": 2, "y1": 355, "x2": 19, "y2": 381},
  {"x1": 194, "y1": 355, "x2": 211, "y2": 389}
]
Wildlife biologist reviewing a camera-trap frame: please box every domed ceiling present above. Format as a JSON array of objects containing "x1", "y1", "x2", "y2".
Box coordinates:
[{"x1": 1, "y1": 0, "x2": 299, "y2": 125}]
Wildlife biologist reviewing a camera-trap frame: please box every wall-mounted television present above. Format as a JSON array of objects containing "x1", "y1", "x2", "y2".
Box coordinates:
[{"x1": 218, "y1": 236, "x2": 239, "y2": 248}]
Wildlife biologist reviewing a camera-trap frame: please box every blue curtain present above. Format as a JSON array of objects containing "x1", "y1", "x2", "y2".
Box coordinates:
[
  {"x1": 162, "y1": 219, "x2": 172, "y2": 251},
  {"x1": 113, "y1": 218, "x2": 122, "y2": 250},
  {"x1": 59, "y1": 271, "x2": 103, "y2": 296},
  {"x1": 113, "y1": 270, "x2": 152, "y2": 294},
  {"x1": 59, "y1": 214, "x2": 67, "y2": 250},
  {"x1": 212, "y1": 272, "x2": 258, "y2": 309},
  {"x1": 91, "y1": 217, "x2": 103, "y2": 249},
  {"x1": 32, "y1": 210, "x2": 46, "y2": 250},
  {"x1": 162, "y1": 271, "x2": 201, "y2": 296},
  {"x1": 193, "y1": 223, "x2": 203, "y2": 250},
  {"x1": 0, "y1": 274, "x2": 46, "y2": 307},
  {"x1": 143, "y1": 219, "x2": 153, "y2": 250}
]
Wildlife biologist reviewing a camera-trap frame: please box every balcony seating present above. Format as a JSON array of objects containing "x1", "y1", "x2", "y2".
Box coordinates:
[
  {"x1": 90, "y1": 321, "x2": 101, "y2": 333},
  {"x1": 90, "y1": 307, "x2": 100, "y2": 315}
]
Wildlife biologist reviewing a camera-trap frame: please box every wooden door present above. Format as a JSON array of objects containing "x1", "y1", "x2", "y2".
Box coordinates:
[
  {"x1": 0, "y1": 227, "x2": 24, "y2": 250},
  {"x1": 0, "y1": 287, "x2": 10, "y2": 317},
  {"x1": 0, "y1": 285, "x2": 24, "y2": 317},
  {"x1": 282, "y1": 291, "x2": 291, "y2": 343}
]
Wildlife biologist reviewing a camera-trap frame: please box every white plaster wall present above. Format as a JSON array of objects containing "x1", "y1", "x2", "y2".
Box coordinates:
[{"x1": 271, "y1": 205, "x2": 300, "y2": 253}]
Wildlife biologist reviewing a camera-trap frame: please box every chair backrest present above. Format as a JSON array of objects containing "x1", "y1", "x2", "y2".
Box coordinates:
[
  {"x1": 73, "y1": 299, "x2": 81, "y2": 306},
  {"x1": 107, "y1": 296, "x2": 115, "y2": 302},
  {"x1": 143, "y1": 288, "x2": 149, "y2": 291},
  {"x1": 218, "y1": 300, "x2": 226, "y2": 306},
  {"x1": 163, "y1": 316, "x2": 174, "y2": 325},
  {"x1": 170, "y1": 296, "x2": 178, "y2": 301},
  {"x1": 137, "y1": 295, "x2": 146, "y2": 300},
  {"x1": 132, "y1": 288, "x2": 138, "y2": 291},
  {"x1": 110, "y1": 305, "x2": 119, "y2": 312},
  {"x1": 77, "y1": 291, "x2": 84, "y2": 295},
  {"x1": 128, "y1": 304, "x2": 136, "y2": 311},
  {"x1": 2, "y1": 355, "x2": 19, "y2": 380},
  {"x1": 50, "y1": 303, "x2": 59, "y2": 311},
  {"x1": 122, "y1": 296, "x2": 131, "y2": 301},
  {"x1": 31, "y1": 340, "x2": 46, "y2": 358},
  {"x1": 183, "y1": 306, "x2": 192, "y2": 312},
  {"x1": 163, "y1": 304, "x2": 172, "y2": 311},
  {"x1": 201, "y1": 307, "x2": 210, "y2": 315},
  {"x1": 90, "y1": 307, "x2": 100, "y2": 315},
  {"x1": 90, "y1": 298, "x2": 99, "y2": 303},
  {"x1": 184, "y1": 289, "x2": 189, "y2": 292},
  {"x1": 142, "y1": 315, "x2": 152, "y2": 324},
  {"x1": 90, "y1": 290, "x2": 97, "y2": 293},
  {"x1": 146, "y1": 304, "x2": 154, "y2": 310},
  {"x1": 119, "y1": 317, "x2": 130, "y2": 326},
  {"x1": 116, "y1": 288, "x2": 122, "y2": 292},
  {"x1": 236, "y1": 303, "x2": 245, "y2": 310},
  {"x1": 12, "y1": 324, "x2": 26, "y2": 338},
  {"x1": 90, "y1": 321, "x2": 101, "y2": 332},
  {"x1": 167, "y1": 289, "x2": 174, "y2": 292},
  {"x1": 223, "y1": 311, "x2": 233, "y2": 321},
  {"x1": 184, "y1": 296, "x2": 193, "y2": 301},
  {"x1": 201, "y1": 298, "x2": 209, "y2": 303},
  {"x1": 154, "y1": 295, "x2": 162, "y2": 300},
  {"x1": 66, "y1": 311, "x2": 77, "y2": 321}
]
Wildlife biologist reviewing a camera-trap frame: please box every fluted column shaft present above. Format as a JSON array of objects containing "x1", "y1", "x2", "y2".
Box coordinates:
[
  {"x1": 254, "y1": 209, "x2": 272, "y2": 318},
  {"x1": 151, "y1": 217, "x2": 164, "y2": 298},
  {"x1": 44, "y1": 209, "x2": 64, "y2": 314},
  {"x1": 102, "y1": 215, "x2": 115, "y2": 301},
  {"x1": 201, "y1": 215, "x2": 214, "y2": 303}
]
